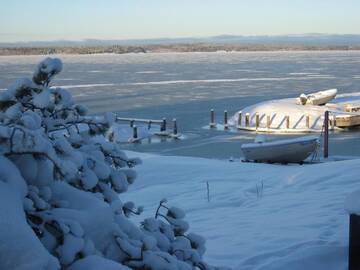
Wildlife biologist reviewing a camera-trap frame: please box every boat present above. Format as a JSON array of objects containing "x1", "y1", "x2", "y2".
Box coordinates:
[
  {"x1": 297, "y1": 89, "x2": 337, "y2": 106},
  {"x1": 241, "y1": 135, "x2": 319, "y2": 163}
]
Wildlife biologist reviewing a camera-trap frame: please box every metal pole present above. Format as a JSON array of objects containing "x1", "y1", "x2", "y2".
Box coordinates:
[
  {"x1": 324, "y1": 111, "x2": 329, "y2": 158},
  {"x1": 172, "y1": 118, "x2": 177, "y2": 135},
  {"x1": 349, "y1": 214, "x2": 360, "y2": 270}
]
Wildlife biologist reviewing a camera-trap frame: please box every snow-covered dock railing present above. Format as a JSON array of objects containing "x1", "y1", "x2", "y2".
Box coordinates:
[{"x1": 115, "y1": 116, "x2": 180, "y2": 141}]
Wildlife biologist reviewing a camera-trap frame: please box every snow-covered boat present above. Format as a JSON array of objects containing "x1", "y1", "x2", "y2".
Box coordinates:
[
  {"x1": 298, "y1": 89, "x2": 337, "y2": 106},
  {"x1": 241, "y1": 135, "x2": 319, "y2": 163}
]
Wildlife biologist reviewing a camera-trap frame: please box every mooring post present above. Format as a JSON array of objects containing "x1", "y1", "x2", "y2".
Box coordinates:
[
  {"x1": 224, "y1": 110, "x2": 228, "y2": 129},
  {"x1": 330, "y1": 114, "x2": 335, "y2": 131},
  {"x1": 130, "y1": 119, "x2": 134, "y2": 128},
  {"x1": 172, "y1": 118, "x2": 178, "y2": 135},
  {"x1": 245, "y1": 113, "x2": 250, "y2": 127},
  {"x1": 349, "y1": 214, "x2": 360, "y2": 270},
  {"x1": 160, "y1": 118, "x2": 166, "y2": 132},
  {"x1": 266, "y1": 115, "x2": 271, "y2": 129},
  {"x1": 238, "y1": 111, "x2": 242, "y2": 127},
  {"x1": 306, "y1": 114, "x2": 310, "y2": 129},
  {"x1": 255, "y1": 113, "x2": 260, "y2": 130},
  {"x1": 324, "y1": 111, "x2": 329, "y2": 158},
  {"x1": 132, "y1": 125, "x2": 138, "y2": 139},
  {"x1": 209, "y1": 109, "x2": 216, "y2": 128},
  {"x1": 286, "y1": 115, "x2": 290, "y2": 129}
]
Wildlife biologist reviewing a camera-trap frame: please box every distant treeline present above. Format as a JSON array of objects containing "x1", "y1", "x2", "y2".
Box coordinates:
[{"x1": 1, "y1": 43, "x2": 360, "y2": 55}]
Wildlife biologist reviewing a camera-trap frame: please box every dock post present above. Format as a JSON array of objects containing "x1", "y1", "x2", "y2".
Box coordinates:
[
  {"x1": 306, "y1": 115, "x2": 310, "y2": 129},
  {"x1": 245, "y1": 113, "x2": 250, "y2": 127},
  {"x1": 330, "y1": 114, "x2": 336, "y2": 131},
  {"x1": 324, "y1": 111, "x2": 329, "y2": 158},
  {"x1": 172, "y1": 118, "x2": 178, "y2": 135},
  {"x1": 349, "y1": 214, "x2": 360, "y2": 270},
  {"x1": 255, "y1": 113, "x2": 260, "y2": 130},
  {"x1": 266, "y1": 115, "x2": 271, "y2": 129},
  {"x1": 238, "y1": 111, "x2": 242, "y2": 127},
  {"x1": 132, "y1": 125, "x2": 138, "y2": 139},
  {"x1": 224, "y1": 110, "x2": 228, "y2": 129},
  {"x1": 160, "y1": 118, "x2": 166, "y2": 132},
  {"x1": 209, "y1": 109, "x2": 216, "y2": 128},
  {"x1": 286, "y1": 116, "x2": 290, "y2": 129}
]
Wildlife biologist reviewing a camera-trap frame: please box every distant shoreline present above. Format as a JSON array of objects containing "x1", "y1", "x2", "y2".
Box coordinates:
[{"x1": 1, "y1": 44, "x2": 360, "y2": 56}]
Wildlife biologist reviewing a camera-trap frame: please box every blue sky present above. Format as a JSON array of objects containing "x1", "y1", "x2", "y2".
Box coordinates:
[{"x1": 0, "y1": 0, "x2": 359, "y2": 42}]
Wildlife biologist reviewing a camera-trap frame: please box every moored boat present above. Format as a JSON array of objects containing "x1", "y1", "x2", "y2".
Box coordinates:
[
  {"x1": 297, "y1": 88, "x2": 337, "y2": 106},
  {"x1": 241, "y1": 135, "x2": 319, "y2": 163}
]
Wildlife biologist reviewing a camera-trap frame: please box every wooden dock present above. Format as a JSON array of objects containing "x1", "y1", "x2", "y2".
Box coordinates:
[{"x1": 335, "y1": 114, "x2": 360, "y2": 128}]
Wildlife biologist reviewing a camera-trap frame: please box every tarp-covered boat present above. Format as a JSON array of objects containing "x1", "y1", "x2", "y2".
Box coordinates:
[{"x1": 241, "y1": 135, "x2": 319, "y2": 163}]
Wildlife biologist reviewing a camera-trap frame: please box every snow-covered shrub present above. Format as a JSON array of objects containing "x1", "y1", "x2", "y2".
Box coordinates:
[{"x1": 0, "y1": 58, "x2": 227, "y2": 270}]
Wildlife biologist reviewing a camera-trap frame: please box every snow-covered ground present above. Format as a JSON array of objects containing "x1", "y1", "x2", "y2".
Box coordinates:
[{"x1": 123, "y1": 151, "x2": 359, "y2": 269}]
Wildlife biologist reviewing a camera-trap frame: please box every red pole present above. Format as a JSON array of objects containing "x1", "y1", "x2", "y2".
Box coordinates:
[{"x1": 324, "y1": 111, "x2": 329, "y2": 158}]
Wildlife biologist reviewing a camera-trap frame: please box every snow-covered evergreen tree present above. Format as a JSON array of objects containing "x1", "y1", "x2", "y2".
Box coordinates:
[{"x1": 0, "y1": 58, "x2": 228, "y2": 270}]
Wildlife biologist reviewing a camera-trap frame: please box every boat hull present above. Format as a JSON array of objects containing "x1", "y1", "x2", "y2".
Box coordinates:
[
  {"x1": 241, "y1": 136, "x2": 318, "y2": 163},
  {"x1": 306, "y1": 89, "x2": 337, "y2": 106}
]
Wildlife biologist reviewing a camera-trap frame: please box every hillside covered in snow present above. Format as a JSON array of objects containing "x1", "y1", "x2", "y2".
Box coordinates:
[{"x1": 123, "y1": 151, "x2": 360, "y2": 270}]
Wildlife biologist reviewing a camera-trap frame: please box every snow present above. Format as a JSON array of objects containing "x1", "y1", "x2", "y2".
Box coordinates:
[
  {"x1": 229, "y1": 91, "x2": 360, "y2": 132},
  {"x1": 68, "y1": 255, "x2": 131, "y2": 270},
  {"x1": 345, "y1": 189, "x2": 360, "y2": 215},
  {"x1": 0, "y1": 156, "x2": 59, "y2": 270},
  {"x1": 122, "y1": 151, "x2": 359, "y2": 269}
]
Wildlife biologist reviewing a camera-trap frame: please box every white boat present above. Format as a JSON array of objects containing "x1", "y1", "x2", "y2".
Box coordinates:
[
  {"x1": 241, "y1": 135, "x2": 319, "y2": 163},
  {"x1": 297, "y1": 89, "x2": 337, "y2": 106}
]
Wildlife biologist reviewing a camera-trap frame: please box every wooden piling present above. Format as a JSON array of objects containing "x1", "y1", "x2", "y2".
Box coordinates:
[
  {"x1": 330, "y1": 114, "x2": 336, "y2": 130},
  {"x1": 160, "y1": 118, "x2": 166, "y2": 132},
  {"x1": 224, "y1": 110, "x2": 228, "y2": 129},
  {"x1": 133, "y1": 125, "x2": 138, "y2": 139},
  {"x1": 266, "y1": 115, "x2": 271, "y2": 129},
  {"x1": 306, "y1": 115, "x2": 310, "y2": 129},
  {"x1": 209, "y1": 109, "x2": 216, "y2": 128},
  {"x1": 245, "y1": 113, "x2": 250, "y2": 127},
  {"x1": 285, "y1": 116, "x2": 290, "y2": 129},
  {"x1": 172, "y1": 118, "x2": 178, "y2": 135},
  {"x1": 349, "y1": 214, "x2": 360, "y2": 270},
  {"x1": 324, "y1": 111, "x2": 329, "y2": 158},
  {"x1": 255, "y1": 113, "x2": 259, "y2": 130},
  {"x1": 238, "y1": 111, "x2": 242, "y2": 127}
]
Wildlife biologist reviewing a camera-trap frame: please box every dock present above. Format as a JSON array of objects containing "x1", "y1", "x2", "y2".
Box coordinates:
[{"x1": 335, "y1": 114, "x2": 360, "y2": 128}]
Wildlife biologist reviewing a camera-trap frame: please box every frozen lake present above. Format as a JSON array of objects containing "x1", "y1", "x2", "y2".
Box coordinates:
[{"x1": 1, "y1": 51, "x2": 360, "y2": 159}]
